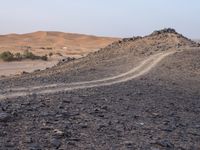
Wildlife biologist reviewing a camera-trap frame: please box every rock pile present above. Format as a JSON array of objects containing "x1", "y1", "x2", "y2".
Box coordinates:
[{"x1": 151, "y1": 28, "x2": 177, "y2": 36}]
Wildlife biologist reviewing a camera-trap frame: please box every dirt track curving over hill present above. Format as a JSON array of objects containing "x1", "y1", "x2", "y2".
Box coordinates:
[
  {"x1": 0, "y1": 51, "x2": 175, "y2": 100},
  {"x1": 0, "y1": 29, "x2": 200, "y2": 149}
]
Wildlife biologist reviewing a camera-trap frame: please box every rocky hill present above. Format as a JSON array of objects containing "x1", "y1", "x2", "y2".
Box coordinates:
[
  {"x1": 0, "y1": 28, "x2": 200, "y2": 149},
  {"x1": 1, "y1": 28, "x2": 198, "y2": 86}
]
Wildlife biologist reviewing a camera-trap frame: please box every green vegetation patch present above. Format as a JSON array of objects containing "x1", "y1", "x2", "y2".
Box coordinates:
[{"x1": 0, "y1": 50, "x2": 48, "y2": 62}]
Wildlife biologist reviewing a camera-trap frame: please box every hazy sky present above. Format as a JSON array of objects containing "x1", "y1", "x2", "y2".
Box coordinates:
[{"x1": 0, "y1": 0, "x2": 199, "y2": 38}]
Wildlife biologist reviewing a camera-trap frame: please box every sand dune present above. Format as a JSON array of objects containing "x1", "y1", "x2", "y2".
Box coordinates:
[
  {"x1": 0, "y1": 31, "x2": 119, "y2": 56},
  {"x1": 0, "y1": 31, "x2": 119, "y2": 76}
]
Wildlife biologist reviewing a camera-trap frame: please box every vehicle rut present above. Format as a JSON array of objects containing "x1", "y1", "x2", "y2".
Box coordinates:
[{"x1": 0, "y1": 51, "x2": 176, "y2": 100}]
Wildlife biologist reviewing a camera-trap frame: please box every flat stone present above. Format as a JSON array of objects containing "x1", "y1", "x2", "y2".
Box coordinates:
[
  {"x1": 40, "y1": 126, "x2": 52, "y2": 131},
  {"x1": 0, "y1": 112, "x2": 10, "y2": 122},
  {"x1": 53, "y1": 129, "x2": 65, "y2": 139},
  {"x1": 5, "y1": 142, "x2": 15, "y2": 148},
  {"x1": 29, "y1": 143, "x2": 42, "y2": 150},
  {"x1": 80, "y1": 123, "x2": 88, "y2": 129},
  {"x1": 124, "y1": 141, "x2": 136, "y2": 149},
  {"x1": 24, "y1": 137, "x2": 33, "y2": 143},
  {"x1": 155, "y1": 140, "x2": 174, "y2": 148},
  {"x1": 50, "y1": 138, "x2": 61, "y2": 148}
]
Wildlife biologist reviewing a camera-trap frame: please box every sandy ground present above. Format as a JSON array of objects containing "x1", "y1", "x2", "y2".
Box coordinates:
[
  {"x1": 0, "y1": 31, "x2": 119, "y2": 59},
  {"x1": 0, "y1": 60, "x2": 58, "y2": 76},
  {"x1": 0, "y1": 53, "x2": 84, "y2": 77},
  {"x1": 0, "y1": 31, "x2": 119, "y2": 77}
]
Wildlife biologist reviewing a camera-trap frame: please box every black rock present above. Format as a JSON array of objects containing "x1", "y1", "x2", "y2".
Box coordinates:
[
  {"x1": 155, "y1": 140, "x2": 174, "y2": 148},
  {"x1": 5, "y1": 142, "x2": 15, "y2": 148},
  {"x1": 24, "y1": 137, "x2": 33, "y2": 143},
  {"x1": 0, "y1": 112, "x2": 10, "y2": 122},
  {"x1": 53, "y1": 129, "x2": 65, "y2": 138},
  {"x1": 124, "y1": 141, "x2": 134, "y2": 148},
  {"x1": 29, "y1": 143, "x2": 42, "y2": 150},
  {"x1": 151, "y1": 28, "x2": 177, "y2": 36},
  {"x1": 80, "y1": 123, "x2": 88, "y2": 129},
  {"x1": 50, "y1": 138, "x2": 61, "y2": 149}
]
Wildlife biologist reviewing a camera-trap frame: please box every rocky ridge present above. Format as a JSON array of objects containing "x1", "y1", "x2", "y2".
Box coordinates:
[
  {"x1": 0, "y1": 28, "x2": 200, "y2": 149},
  {"x1": 0, "y1": 28, "x2": 199, "y2": 87}
]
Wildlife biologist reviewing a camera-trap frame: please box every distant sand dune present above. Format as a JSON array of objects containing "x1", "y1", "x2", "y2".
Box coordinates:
[{"x1": 0, "y1": 31, "x2": 119, "y2": 76}]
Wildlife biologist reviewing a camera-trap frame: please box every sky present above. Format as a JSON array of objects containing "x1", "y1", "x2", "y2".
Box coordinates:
[{"x1": 0, "y1": 0, "x2": 200, "y2": 38}]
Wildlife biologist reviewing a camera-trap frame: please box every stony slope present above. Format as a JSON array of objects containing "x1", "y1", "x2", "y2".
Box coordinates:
[
  {"x1": 0, "y1": 29, "x2": 200, "y2": 149},
  {"x1": 0, "y1": 28, "x2": 199, "y2": 88}
]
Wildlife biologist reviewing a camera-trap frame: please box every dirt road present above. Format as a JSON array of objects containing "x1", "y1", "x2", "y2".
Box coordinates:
[{"x1": 0, "y1": 51, "x2": 176, "y2": 100}]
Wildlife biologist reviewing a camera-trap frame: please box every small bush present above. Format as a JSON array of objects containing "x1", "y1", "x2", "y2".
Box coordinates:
[
  {"x1": 41, "y1": 55, "x2": 48, "y2": 61},
  {"x1": 0, "y1": 51, "x2": 15, "y2": 61},
  {"x1": 56, "y1": 52, "x2": 63, "y2": 56},
  {"x1": 23, "y1": 50, "x2": 39, "y2": 60},
  {"x1": 0, "y1": 50, "x2": 48, "y2": 62},
  {"x1": 15, "y1": 53, "x2": 23, "y2": 61},
  {"x1": 46, "y1": 47, "x2": 53, "y2": 50},
  {"x1": 49, "y1": 52, "x2": 53, "y2": 57},
  {"x1": 23, "y1": 50, "x2": 47, "y2": 61}
]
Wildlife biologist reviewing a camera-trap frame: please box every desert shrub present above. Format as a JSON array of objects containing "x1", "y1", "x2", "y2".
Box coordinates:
[
  {"x1": 0, "y1": 51, "x2": 15, "y2": 61},
  {"x1": 56, "y1": 52, "x2": 63, "y2": 56},
  {"x1": 23, "y1": 50, "x2": 48, "y2": 61},
  {"x1": 49, "y1": 52, "x2": 53, "y2": 57},
  {"x1": 0, "y1": 50, "x2": 48, "y2": 61},
  {"x1": 23, "y1": 50, "x2": 39, "y2": 60},
  {"x1": 15, "y1": 53, "x2": 23, "y2": 61},
  {"x1": 46, "y1": 47, "x2": 53, "y2": 50},
  {"x1": 41, "y1": 55, "x2": 48, "y2": 61}
]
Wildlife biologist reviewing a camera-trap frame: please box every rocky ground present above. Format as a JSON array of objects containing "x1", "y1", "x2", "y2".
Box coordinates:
[
  {"x1": 1, "y1": 28, "x2": 199, "y2": 88},
  {"x1": 0, "y1": 29, "x2": 200, "y2": 149}
]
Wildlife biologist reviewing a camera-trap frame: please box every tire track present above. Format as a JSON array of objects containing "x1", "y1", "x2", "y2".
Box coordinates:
[{"x1": 0, "y1": 51, "x2": 176, "y2": 100}]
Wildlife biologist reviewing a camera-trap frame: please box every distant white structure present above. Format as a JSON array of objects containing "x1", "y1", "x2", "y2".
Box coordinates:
[
  {"x1": 62, "y1": 47, "x2": 68, "y2": 50},
  {"x1": 23, "y1": 38, "x2": 32, "y2": 42}
]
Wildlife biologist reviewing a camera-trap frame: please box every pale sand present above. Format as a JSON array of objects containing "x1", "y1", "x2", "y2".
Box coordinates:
[{"x1": 0, "y1": 60, "x2": 58, "y2": 76}]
